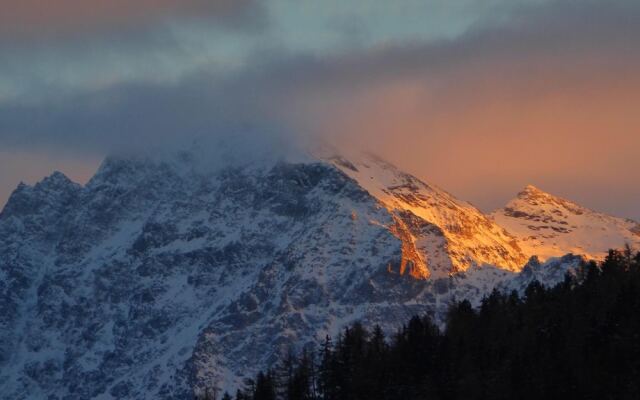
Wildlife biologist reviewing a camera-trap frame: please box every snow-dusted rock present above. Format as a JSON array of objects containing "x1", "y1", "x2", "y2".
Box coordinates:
[
  {"x1": 327, "y1": 153, "x2": 527, "y2": 278},
  {"x1": 492, "y1": 185, "x2": 640, "y2": 261},
  {"x1": 0, "y1": 147, "x2": 601, "y2": 399}
]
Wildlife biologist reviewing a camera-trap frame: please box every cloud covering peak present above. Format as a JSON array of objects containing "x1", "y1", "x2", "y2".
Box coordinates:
[{"x1": 1, "y1": 0, "x2": 639, "y2": 220}]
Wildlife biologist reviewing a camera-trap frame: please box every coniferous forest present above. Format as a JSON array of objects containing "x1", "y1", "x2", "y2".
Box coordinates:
[{"x1": 206, "y1": 249, "x2": 640, "y2": 400}]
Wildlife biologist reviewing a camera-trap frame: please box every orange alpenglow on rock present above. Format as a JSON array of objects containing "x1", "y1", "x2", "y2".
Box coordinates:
[
  {"x1": 327, "y1": 153, "x2": 528, "y2": 279},
  {"x1": 491, "y1": 185, "x2": 640, "y2": 261}
]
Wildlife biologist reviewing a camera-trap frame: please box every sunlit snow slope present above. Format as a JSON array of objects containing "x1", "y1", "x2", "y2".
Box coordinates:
[
  {"x1": 492, "y1": 185, "x2": 640, "y2": 261},
  {"x1": 326, "y1": 154, "x2": 528, "y2": 278}
]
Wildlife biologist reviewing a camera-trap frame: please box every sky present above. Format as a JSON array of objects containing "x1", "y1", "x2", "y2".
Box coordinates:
[{"x1": 0, "y1": 0, "x2": 639, "y2": 219}]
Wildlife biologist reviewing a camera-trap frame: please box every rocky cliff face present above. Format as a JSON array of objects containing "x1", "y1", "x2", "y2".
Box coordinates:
[{"x1": 0, "y1": 149, "x2": 590, "y2": 399}]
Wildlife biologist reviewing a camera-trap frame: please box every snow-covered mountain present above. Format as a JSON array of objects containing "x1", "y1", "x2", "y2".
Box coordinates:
[
  {"x1": 0, "y1": 145, "x2": 614, "y2": 399},
  {"x1": 492, "y1": 184, "x2": 640, "y2": 261},
  {"x1": 326, "y1": 153, "x2": 528, "y2": 278}
]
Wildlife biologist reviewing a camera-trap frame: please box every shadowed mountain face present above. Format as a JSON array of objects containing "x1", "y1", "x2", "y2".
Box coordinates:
[{"x1": 0, "y1": 146, "x2": 618, "y2": 398}]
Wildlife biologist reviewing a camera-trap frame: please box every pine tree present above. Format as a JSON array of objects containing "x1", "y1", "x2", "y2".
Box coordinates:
[
  {"x1": 254, "y1": 371, "x2": 276, "y2": 400},
  {"x1": 318, "y1": 335, "x2": 336, "y2": 400}
]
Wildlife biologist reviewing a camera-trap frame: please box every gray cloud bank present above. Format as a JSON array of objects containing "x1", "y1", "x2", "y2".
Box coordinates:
[
  {"x1": 1, "y1": 0, "x2": 639, "y2": 219},
  {"x1": 0, "y1": 0, "x2": 265, "y2": 39}
]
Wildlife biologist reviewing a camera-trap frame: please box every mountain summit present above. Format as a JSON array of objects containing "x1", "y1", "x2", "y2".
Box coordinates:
[{"x1": 491, "y1": 185, "x2": 640, "y2": 260}]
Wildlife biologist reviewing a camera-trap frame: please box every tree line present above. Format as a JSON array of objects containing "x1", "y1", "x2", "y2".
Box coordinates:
[{"x1": 204, "y1": 248, "x2": 640, "y2": 400}]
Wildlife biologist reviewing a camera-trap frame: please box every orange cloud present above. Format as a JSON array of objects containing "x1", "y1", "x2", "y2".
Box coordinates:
[{"x1": 277, "y1": 43, "x2": 640, "y2": 218}]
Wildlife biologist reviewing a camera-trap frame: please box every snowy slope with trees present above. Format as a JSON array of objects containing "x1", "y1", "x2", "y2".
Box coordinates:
[{"x1": 0, "y1": 143, "x2": 624, "y2": 398}]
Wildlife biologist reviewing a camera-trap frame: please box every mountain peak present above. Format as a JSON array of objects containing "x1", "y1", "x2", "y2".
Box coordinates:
[
  {"x1": 38, "y1": 171, "x2": 76, "y2": 187},
  {"x1": 1, "y1": 171, "x2": 81, "y2": 220},
  {"x1": 520, "y1": 184, "x2": 543, "y2": 195},
  {"x1": 517, "y1": 184, "x2": 560, "y2": 202},
  {"x1": 513, "y1": 184, "x2": 588, "y2": 215},
  {"x1": 492, "y1": 185, "x2": 640, "y2": 261}
]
